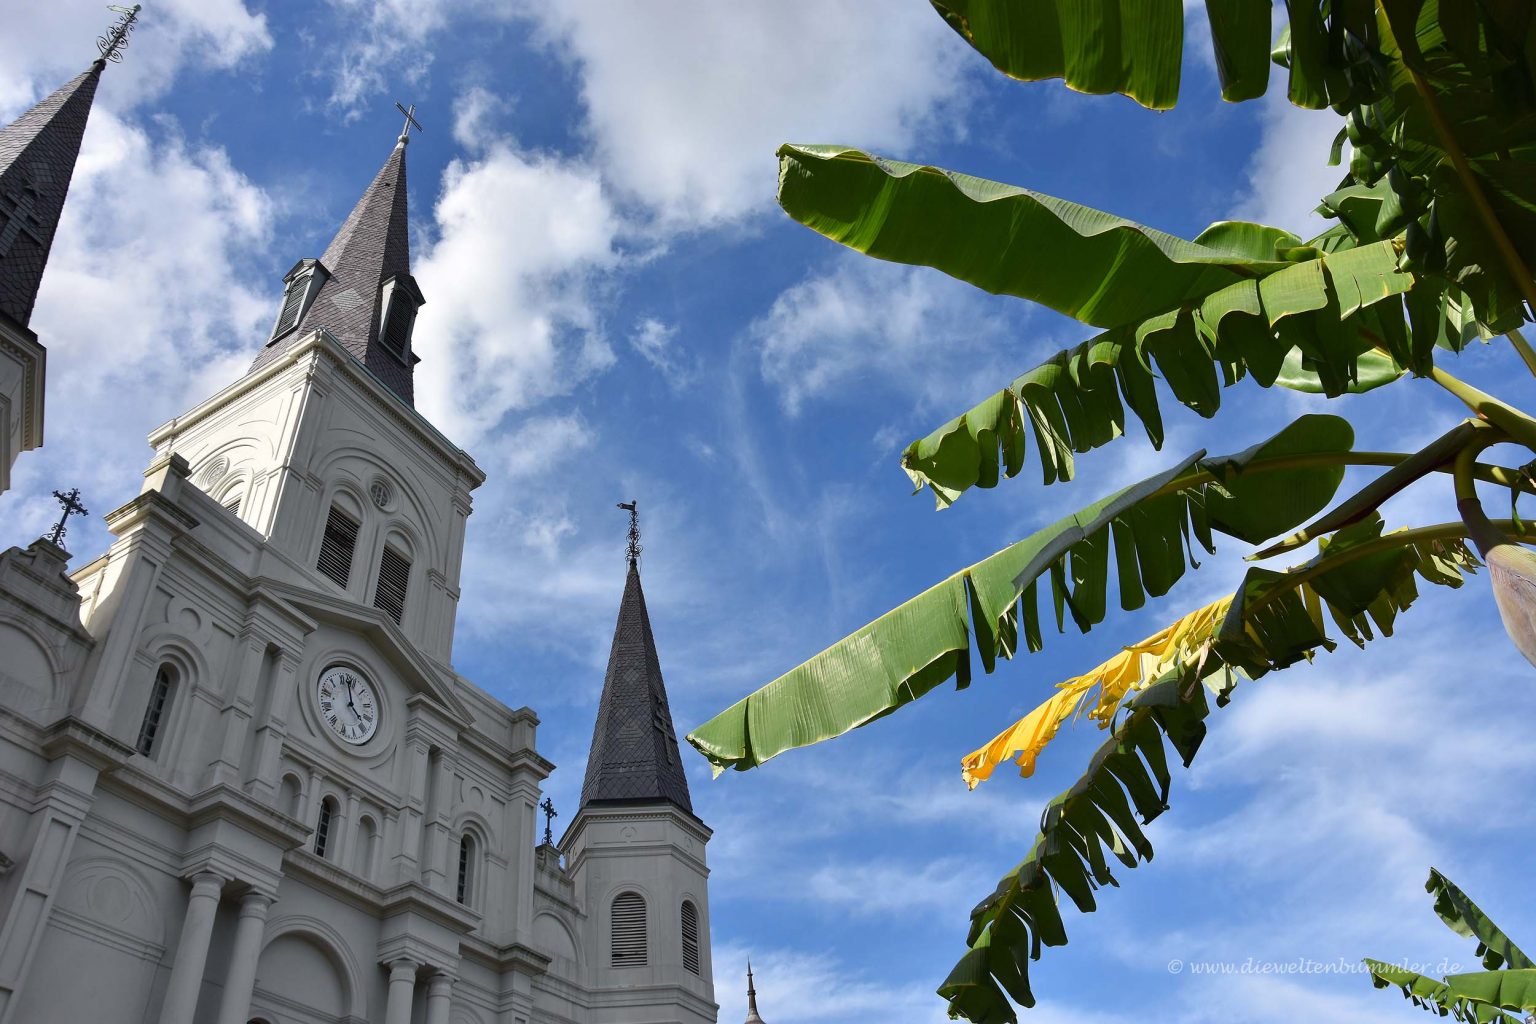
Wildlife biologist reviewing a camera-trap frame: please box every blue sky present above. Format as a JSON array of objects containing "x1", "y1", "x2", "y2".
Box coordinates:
[{"x1": 5, "y1": 2, "x2": 1535, "y2": 1021}]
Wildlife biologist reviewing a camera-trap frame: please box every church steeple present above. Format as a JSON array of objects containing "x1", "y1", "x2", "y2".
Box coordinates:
[
  {"x1": 580, "y1": 503, "x2": 694, "y2": 813},
  {"x1": 0, "y1": 65, "x2": 104, "y2": 329},
  {"x1": 250, "y1": 111, "x2": 424, "y2": 405},
  {"x1": 744, "y1": 962, "x2": 766, "y2": 1023}
]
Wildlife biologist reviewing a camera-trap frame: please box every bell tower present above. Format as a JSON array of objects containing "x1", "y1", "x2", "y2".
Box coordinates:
[{"x1": 561, "y1": 504, "x2": 717, "y2": 1022}]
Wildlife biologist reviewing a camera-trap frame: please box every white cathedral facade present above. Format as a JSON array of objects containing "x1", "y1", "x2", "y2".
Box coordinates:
[{"x1": 0, "y1": 45, "x2": 725, "y2": 1024}]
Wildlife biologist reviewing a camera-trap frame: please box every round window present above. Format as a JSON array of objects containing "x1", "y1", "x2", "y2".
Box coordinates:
[{"x1": 369, "y1": 479, "x2": 392, "y2": 510}]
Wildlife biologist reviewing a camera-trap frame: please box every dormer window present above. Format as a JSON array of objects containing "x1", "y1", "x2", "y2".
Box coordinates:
[
  {"x1": 377, "y1": 273, "x2": 425, "y2": 362},
  {"x1": 269, "y1": 259, "x2": 329, "y2": 343}
]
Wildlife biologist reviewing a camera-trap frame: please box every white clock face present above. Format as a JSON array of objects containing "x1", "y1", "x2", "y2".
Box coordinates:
[{"x1": 317, "y1": 665, "x2": 380, "y2": 745}]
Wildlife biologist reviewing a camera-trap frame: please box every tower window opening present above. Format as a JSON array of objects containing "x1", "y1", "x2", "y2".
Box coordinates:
[
  {"x1": 373, "y1": 545, "x2": 411, "y2": 625},
  {"x1": 135, "y1": 666, "x2": 175, "y2": 756},
  {"x1": 271, "y1": 277, "x2": 308, "y2": 339},
  {"x1": 456, "y1": 832, "x2": 476, "y2": 905},
  {"x1": 611, "y1": 892, "x2": 647, "y2": 968},
  {"x1": 681, "y1": 900, "x2": 700, "y2": 974},
  {"x1": 316, "y1": 504, "x2": 360, "y2": 588},
  {"x1": 379, "y1": 287, "x2": 416, "y2": 360},
  {"x1": 315, "y1": 796, "x2": 337, "y2": 858}
]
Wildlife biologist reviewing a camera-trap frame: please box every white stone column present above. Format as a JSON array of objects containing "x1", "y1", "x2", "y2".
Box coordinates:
[
  {"x1": 383, "y1": 959, "x2": 418, "y2": 1024},
  {"x1": 213, "y1": 891, "x2": 272, "y2": 1024},
  {"x1": 159, "y1": 871, "x2": 226, "y2": 1024},
  {"x1": 424, "y1": 973, "x2": 455, "y2": 1024}
]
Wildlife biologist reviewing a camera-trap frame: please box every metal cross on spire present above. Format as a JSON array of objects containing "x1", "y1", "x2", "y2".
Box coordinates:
[
  {"x1": 395, "y1": 101, "x2": 423, "y2": 145},
  {"x1": 44, "y1": 488, "x2": 89, "y2": 548},
  {"x1": 539, "y1": 797, "x2": 557, "y2": 846},
  {"x1": 95, "y1": 5, "x2": 142, "y2": 66},
  {"x1": 617, "y1": 501, "x2": 641, "y2": 568}
]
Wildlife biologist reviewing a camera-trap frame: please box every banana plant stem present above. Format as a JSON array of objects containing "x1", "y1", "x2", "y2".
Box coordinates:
[
  {"x1": 1427, "y1": 366, "x2": 1536, "y2": 453},
  {"x1": 1507, "y1": 328, "x2": 1536, "y2": 380},
  {"x1": 1144, "y1": 450, "x2": 1535, "y2": 504}
]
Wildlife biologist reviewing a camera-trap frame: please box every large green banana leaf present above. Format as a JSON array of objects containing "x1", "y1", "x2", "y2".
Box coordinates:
[
  {"x1": 929, "y1": 0, "x2": 1186, "y2": 110},
  {"x1": 1425, "y1": 869, "x2": 1535, "y2": 972},
  {"x1": 777, "y1": 145, "x2": 1294, "y2": 330},
  {"x1": 900, "y1": 235, "x2": 1421, "y2": 504},
  {"x1": 1370, "y1": 964, "x2": 1523, "y2": 1019},
  {"x1": 686, "y1": 414, "x2": 1353, "y2": 775},
  {"x1": 940, "y1": 514, "x2": 1489, "y2": 1022}
]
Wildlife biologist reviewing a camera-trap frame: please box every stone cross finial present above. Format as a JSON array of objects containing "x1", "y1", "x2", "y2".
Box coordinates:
[
  {"x1": 539, "y1": 797, "x2": 557, "y2": 846},
  {"x1": 395, "y1": 101, "x2": 423, "y2": 145},
  {"x1": 44, "y1": 488, "x2": 89, "y2": 547}
]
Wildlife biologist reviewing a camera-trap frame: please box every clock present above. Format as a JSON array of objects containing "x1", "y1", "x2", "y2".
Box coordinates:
[{"x1": 316, "y1": 665, "x2": 380, "y2": 745}]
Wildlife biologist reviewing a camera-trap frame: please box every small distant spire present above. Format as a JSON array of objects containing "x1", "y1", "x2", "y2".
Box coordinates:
[
  {"x1": 394, "y1": 101, "x2": 422, "y2": 146},
  {"x1": 745, "y1": 961, "x2": 766, "y2": 1024},
  {"x1": 94, "y1": 5, "x2": 143, "y2": 69},
  {"x1": 617, "y1": 500, "x2": 640, "y2": 568}
]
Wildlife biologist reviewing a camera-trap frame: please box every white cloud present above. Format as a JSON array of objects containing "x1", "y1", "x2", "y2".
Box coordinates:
[
  {"x1": 1236, "y1": 92, "x2": 1348, "y2": 238},
  {"x1": 316, "y1": 0, "x2": 448, "y2": 118},
  {"x1": 451, "y1": 85, "x2": 510, "y2": 151},
  {"x1": 513, "y1": 1, "x2": 973, "y2": 228},
  {"x1": 753, "y1": 257, "x2": 1020, "y2": 418},
  {"x1": 7, "y1": 111, "x2": 274, "y2": 542},
  {"x1": 413, "y1": 132, "x2": 622, "y2": 447},
  {"x1": 0, "y1": 0, "x2": 270, "y2": 115},
  {"x1": 628, "y1": 316, "x2": 693, "y2": 389}
]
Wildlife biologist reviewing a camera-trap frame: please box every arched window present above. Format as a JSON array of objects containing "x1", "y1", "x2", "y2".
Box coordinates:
[
  {"x1": 314, "y1": 796, "x2": 338, "y2": 859},
  {"x1": 135, "y1": 666, "x2": 175, "y2": 756},
  {"x1": 278, "y1": 774, "x2": 303, "y2": 818},
  {"x1": 316, "y1": 503, "x2": 360, "y2": 588},
  {"x1": 356, "y1": 815, "x2": 379, "y2": 879},
  {"x1": 373, "y1": 545, "x2": 411, "y2": 625},
  {"x1": 456, "y1": 832, "x2": 477, "y2": 905},
  {"x1": 681, "y1": 900, "x2": 700, "y2": 975},
  {"x1": 611, "y1": 892, "x2": 647, "y2": 968}
]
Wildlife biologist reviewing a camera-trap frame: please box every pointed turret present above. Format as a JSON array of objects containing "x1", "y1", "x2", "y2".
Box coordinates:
[
  {"x1": 580, "y1": 504, "x2": 694, "y2": 813},
  {"x1": 0, "y1": 64, "x2": 102, "y2": 329},
  {"x1": 744, "y1": 962, "x2": 766, "y2": 1023},
  {"x1": 0, "y1": 6, "x2": 136, "y2": 495},
  {"x1": 251, "y1": 116, "x2": 424, "y2": 404}
]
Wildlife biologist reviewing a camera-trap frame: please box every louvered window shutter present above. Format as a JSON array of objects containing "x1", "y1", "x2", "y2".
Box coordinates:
[
  {"x1": 316, "y1": 506, "x2": 360, "y2": 587},
  {"x1": 681, "y1": 901, "x2": 700, "y2": 974},
  {"x1": 135, "y1": 667, "x2": 173, "y2": 756},
  {"x1": 381, "y1": 290, "x2": 416, "y2": 359},
  {"x1": 373, "y1": 547, "x2": 411, "y2": 624},
  {"x1": 272, "y1": 277, "x2": 308, "y2": 338},
  {"x1": 611, "y1": 892, "x2": 647, "y2": 967}
]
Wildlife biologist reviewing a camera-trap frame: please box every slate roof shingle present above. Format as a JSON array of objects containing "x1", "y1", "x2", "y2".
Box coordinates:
[
  {"x1": 0, "y1": 64, "x2": 101, "y2": 328},
  {"x1": 580, "y1": 562, "x2": 694, "y2": 814},
  {"x1": 250, "y1": 138, "x2": 420, "y2": 404}
]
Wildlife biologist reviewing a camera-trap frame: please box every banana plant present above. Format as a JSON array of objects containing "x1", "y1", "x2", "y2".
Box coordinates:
[
  {"x1": 1365, "y1": 869, "x2": 1536, "y2": 1022},
  {"x1": 688, "y1": 2, "x2": 1536, "y2": 1021}
]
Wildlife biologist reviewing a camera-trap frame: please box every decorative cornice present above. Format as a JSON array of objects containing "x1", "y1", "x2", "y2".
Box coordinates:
[
  {"x1": 459, "y1": 934, "x2": 551, "y2": 976},
  {"x1": 39, "y1": 716, "x2": 133, "y2": 771}
]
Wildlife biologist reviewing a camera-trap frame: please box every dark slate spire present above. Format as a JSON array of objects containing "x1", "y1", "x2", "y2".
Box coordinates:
[
  {"x1": 251, "y1": 131, "x2": 424, "y2": 404},
  {"x1": 581, "y1": 555, "x2": 694, "y2": 814},
  {"x1": 0, "y1": 64, "x2": 102, "y2": 328},
  {"x1": 745, "y1": 962, "x2": 766, "y2": 1024}
]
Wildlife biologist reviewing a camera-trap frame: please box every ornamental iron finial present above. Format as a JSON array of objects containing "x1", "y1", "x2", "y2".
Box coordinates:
[
  {"x1": 395, "y1": 101, "x2": 423, "y2": 145},
  {"x1": 539, "y1": 797, "x2": 557, "y2": 846},
  {"x1": 96, "y1": 5, "x2": 142, "y2": 66},
  {"x1": 617, "y1": 500, "x2": 640, "y2": 568},
  {"x1": 44, "y1": 488, "x2": 89, "y2": 548}
]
